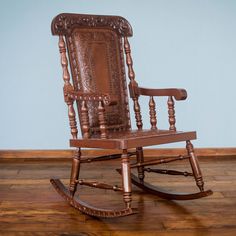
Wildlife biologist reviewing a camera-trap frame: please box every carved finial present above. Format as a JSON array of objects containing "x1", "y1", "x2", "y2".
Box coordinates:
[{"x1": 167, "y1": 96, "x2": 176, "y2": 131}]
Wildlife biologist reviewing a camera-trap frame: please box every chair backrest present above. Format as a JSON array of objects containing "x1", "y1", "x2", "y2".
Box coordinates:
[{"x1": 52, "y1": 13, "x2": 135, "y2": 137}]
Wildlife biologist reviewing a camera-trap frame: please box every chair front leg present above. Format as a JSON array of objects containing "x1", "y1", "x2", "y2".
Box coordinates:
[
  {"x1": 186, "y1": 141, "x2": 204, "y2": 192},
  {"x1": 121, "y1": 149, "x2": 132, "y2": 209},
  {"x1": 136, "y1": 147, "x2": 145, "y2": 182},
  {"x1": 69, "y1": 148, "x2": 81, "y2": 196}
]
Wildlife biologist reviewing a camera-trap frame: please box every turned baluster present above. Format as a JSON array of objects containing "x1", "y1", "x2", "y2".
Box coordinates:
[
  {"x1": 186, "y1": 141, "x2": 204, "y2": 191},
  {"x1": 149, "y1": 96, "x2": 157, "y2": 130},
  {"x1": 98, "y1": 101, "x2": 107, "y2": 139},
  {"x1": 121, "y1": 149, "x2": 132, "y2": 209},
  {"x1": 136, "y1": 147, "x2": 145, "y2": 182},
  {"x1": 124, "y1": 37, "x2": 143, "y2": 130},
  {"x1": 81, "y1": 100, "x2": 90, "y2": 138},
  {"x1": 77, "y1": 180, "x2": 122, "y2": 191},
  {"x1": 67, "y1": 100, "x2": 78, "y2": 139},
  {"x1": 134, "y1": 100, "x2": 142, "y2": 130},
  {"x1": 58, "y1": 35, "x2": 78, "y2": 139},
  {"x1": 69, "y1": 148, "x2": 81, "y2": 196},
  {"x1": 59, "y1": 36, "x2": 71, "y2": 86},
  {"x1": 167, "y1": 96, "x2": 176, "y2": 131}
]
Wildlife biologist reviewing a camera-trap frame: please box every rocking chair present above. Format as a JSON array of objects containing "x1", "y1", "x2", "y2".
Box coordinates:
[{"x1": 50, "y1": 13, "x2": 212, "y2": 218}]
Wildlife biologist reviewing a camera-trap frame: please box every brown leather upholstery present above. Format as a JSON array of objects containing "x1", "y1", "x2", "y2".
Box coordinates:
[{"x1": 67, "y1": 28, "x2": 131, "y2": 135}]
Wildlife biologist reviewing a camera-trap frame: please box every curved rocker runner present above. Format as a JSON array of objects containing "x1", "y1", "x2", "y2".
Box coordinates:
[
  {"x1": 129, "y1": 172, "x2": 213, "y2": 201},
  {"x1": 50, "y1": 13, "x2": 213, "y2": 218},
  {"x1": 50, "y1": 179, "x2": 137, "y2": 218}
]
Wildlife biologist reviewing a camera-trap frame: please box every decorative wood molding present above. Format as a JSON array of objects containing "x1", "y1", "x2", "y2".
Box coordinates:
[
  {"x1": 51, "y1": 13, "x2": 133, "y2": 36},
  {"x1": 0, "y1": 148, "x2": 235, "y2": 161}
]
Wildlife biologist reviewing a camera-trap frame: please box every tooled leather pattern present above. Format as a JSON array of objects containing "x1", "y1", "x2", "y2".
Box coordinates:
[{"x1": 67, "y1": 29, "x2": 131, "y2": 136}]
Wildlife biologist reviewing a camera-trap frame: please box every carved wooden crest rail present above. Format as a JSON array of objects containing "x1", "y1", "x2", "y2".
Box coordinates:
[{"x1": 50, "y1": 13, "x2": 212, "y2": 218}]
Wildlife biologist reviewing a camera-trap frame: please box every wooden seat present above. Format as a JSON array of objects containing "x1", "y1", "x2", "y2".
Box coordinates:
[
  {"x1": 50, "y1": 13, "x2": 212, "y2": 218},
  {"x1": 70, "y1": 130, "x2": 197, "y2": 149}
]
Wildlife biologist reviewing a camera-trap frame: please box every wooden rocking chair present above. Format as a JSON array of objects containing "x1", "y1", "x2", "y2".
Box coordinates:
[{"x1": 50, "y1": 13, "x2": 212, "y2": 218}]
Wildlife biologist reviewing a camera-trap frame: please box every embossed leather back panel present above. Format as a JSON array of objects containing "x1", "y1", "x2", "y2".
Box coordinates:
[{"x1": 66, "y1": 28, "x2": 131, "y2": 136}]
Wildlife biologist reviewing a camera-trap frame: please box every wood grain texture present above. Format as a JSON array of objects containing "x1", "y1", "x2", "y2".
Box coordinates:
[
  {"x1": 0, "y1": 148, "x2": 235, "y2": 160},
  {"x1": 0, "y1": 156, "x2": 236, "y2": 235}
]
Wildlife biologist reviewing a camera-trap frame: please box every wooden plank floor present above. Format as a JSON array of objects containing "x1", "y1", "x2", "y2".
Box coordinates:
[{"x1": 0, "y1": 156, "x2": 236, "y2": 236}]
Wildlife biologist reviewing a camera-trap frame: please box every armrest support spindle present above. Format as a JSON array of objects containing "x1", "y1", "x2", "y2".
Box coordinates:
[
  {"x1": 81, "y1": 101, "x2": 90, "y2": 138},
  {"x1": 67, "y1": 99, "x2": 78, "y2": 139},
  {"x1": 167, "y1": 96, "x2": 176, "y2": 131},
  {"x1": 149, "y1": 96, "x2": 157, "y2": 130},
  {"x1": 98, "y1": 101, "x2": 107, "y2": 139}
]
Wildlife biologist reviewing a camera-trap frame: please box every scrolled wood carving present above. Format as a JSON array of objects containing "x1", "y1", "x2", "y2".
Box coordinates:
[{"x1": 51, "y1": 13, "x2": 133, "y2": 36}]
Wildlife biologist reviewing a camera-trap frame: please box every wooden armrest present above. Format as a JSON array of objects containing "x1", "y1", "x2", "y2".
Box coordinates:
[
  {"x1": 64, "y1": 86, "x2": 117, "y2": 105},
  {"x1": 138, "y1": 87, "x2": 187, "y2": 100}
]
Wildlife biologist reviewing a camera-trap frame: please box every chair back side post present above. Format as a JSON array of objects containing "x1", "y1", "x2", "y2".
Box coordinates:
[
  {"x1": 58, "y1": 35, "x2": 78, "y2": 139},
  {"x1": 124, "y1": 37, "x2": 143, "y2": 130}
]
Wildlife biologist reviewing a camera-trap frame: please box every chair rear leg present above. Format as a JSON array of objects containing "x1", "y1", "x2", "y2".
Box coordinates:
[
  {"x1": 69, "y1": 148, "x2": 81, "y2": 196},
  {"x1": 186, "y1": 141, "x2": 204, "y2": 192},
  {"x1": 121, "y1": 149, "x2": 132, "y2": 209},
  {"x1": 136, "y1": 147, "x2": 145, "y2": 182}
]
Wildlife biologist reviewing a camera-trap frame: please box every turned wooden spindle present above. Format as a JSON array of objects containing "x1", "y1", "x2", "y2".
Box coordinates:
[
  {"x1": 134, "y1": 100, "x2": 142, "y2": 130},
  {"x1": 167, "y1": 96, "x2": 176, "y2": 131},
  {"x1": 123, "y1": 37, "x2": 135, "y2": 82},
  {"x1": 136, "y1": 147, "x2": 145, "y2": 182},
  {"x1": 77, "y1": 180, "x2": 122, "y2": 191},
  {"x1": 186, "y1": 141, "x2": 204, "y2": 192},
  {"x1": 69, "y1": 148, "x2": 81, "y2": 196},
  {"x1": 121, "y1": 149, "x2": 132, "y2": 209},
  {"x1": 58, "y1": 35, "x2": 78, "y2": 139},
  {"x1": 124, "y1": 37, "x2": 143, "y2": 130},
  {"x1": 67, "y1": 100, "x2": 78, "y2": 139},
  {"x1": 98, "y1": 101, "x2": 107, "y2": 139},
  {"x1": 59, "y1": 36, "x2": 72, "y2": 87},
  {"x1": 81, "y1": 101, "x2": 90, "y2": 138},
  {"x1": 149, "y1": 96, "x2": 157, "y2": 130}
]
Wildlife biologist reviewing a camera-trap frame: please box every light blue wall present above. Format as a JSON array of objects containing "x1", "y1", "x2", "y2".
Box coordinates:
[{"x1": 0, "y1": 0, "x2": 235, "y2": 149}]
